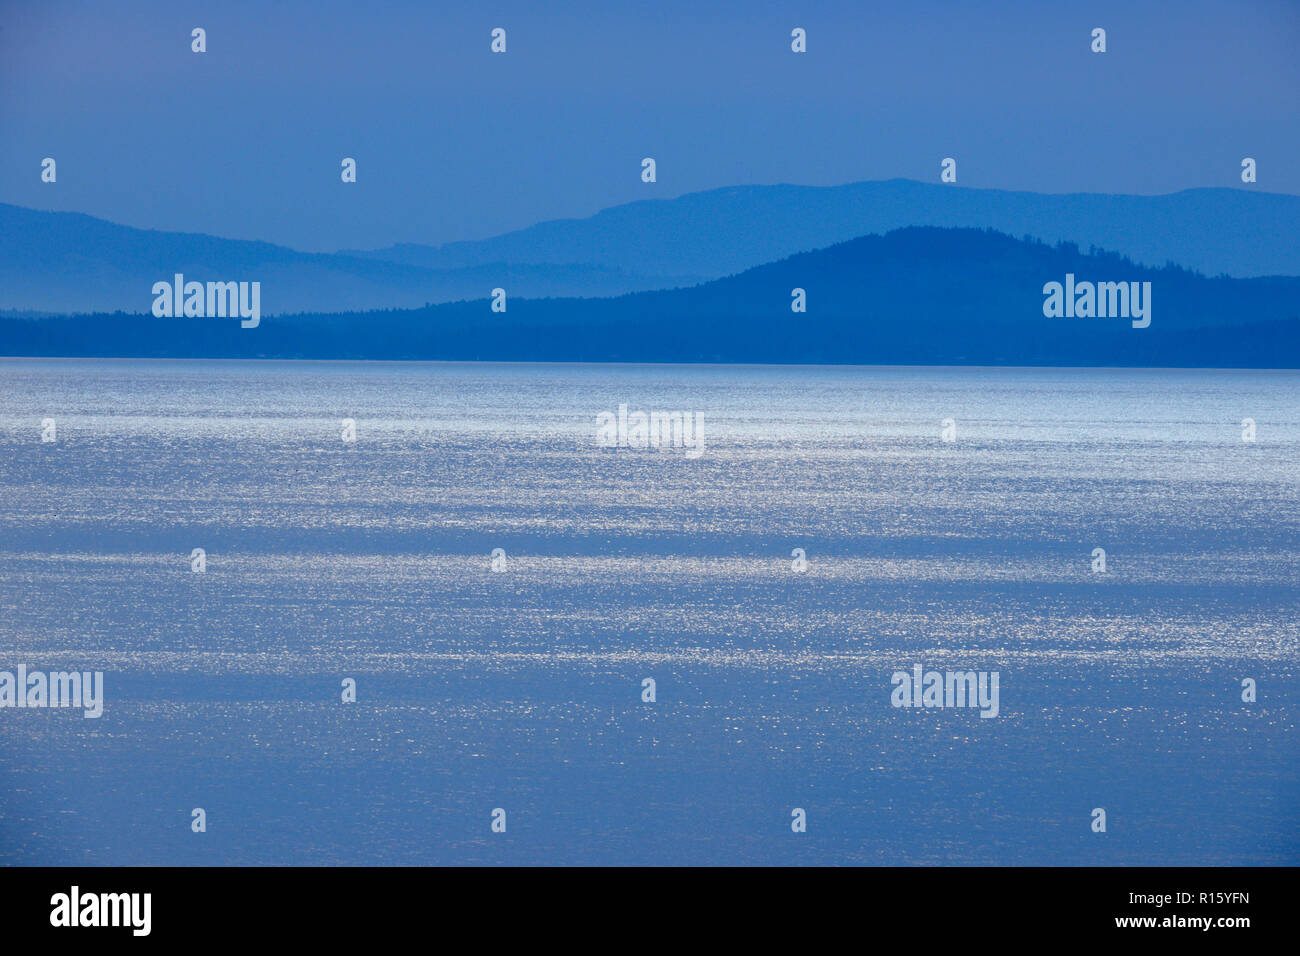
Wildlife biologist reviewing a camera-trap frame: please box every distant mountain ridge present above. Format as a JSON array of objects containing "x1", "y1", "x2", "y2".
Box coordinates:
[
  {"x1": 6, "y1": 227, "x2": 1297, "y2": 368},
  {"x1": 2, "y1": 180, "x2": 1298, "y2": 318},
  {"x1": 0, "y1": 203, "x2": 704, "y2": 314},
  {"x1": 345, "y1": 179, "x2": 1300, "y2": 280}
]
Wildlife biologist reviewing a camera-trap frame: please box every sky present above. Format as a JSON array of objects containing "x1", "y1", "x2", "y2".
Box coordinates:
[{"x1": 1, "y1": 0, "x2": 1297, "y2": 252}]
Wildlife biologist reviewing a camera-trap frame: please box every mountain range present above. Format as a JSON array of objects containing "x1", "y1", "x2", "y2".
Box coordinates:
[
  {"x1": 344, "y1": 179, "x2": 1300, "y2": 282},
  {"x1": 3, "y1": 180, "x2": 1299, "y2": 317},
  {"x1": 6, "y1": 227, "x2": 1297, "y2": 368}
]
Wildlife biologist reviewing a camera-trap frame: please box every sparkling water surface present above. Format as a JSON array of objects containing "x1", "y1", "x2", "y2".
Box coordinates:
[{"x1": 0, "y1": 358, "x2": 1296, "y2": 865}]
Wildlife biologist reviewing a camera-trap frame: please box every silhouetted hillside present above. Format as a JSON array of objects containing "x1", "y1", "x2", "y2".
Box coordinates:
[
  {"x1": 0, "y1": 203, "x2": 703, "y2": 313},
  {"x1": 346, "y1": 179, "x2": 1300, "y2": 280},
  {"x1": 6, "y1": 181, "x2": 1300, "y2": 317},
  {"x1": 4, "y1": 228, "x2": 1297, "y2": 368}
]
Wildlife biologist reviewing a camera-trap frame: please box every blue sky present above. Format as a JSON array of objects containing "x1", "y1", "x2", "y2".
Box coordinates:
[{"x1": 1, "y1": 0, "x2": 1297, "y2": 251}]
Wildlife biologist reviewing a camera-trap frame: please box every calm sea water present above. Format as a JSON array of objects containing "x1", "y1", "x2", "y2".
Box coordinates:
[{"x1": 0, "y1": 358, "x2": 1296, "y2": 865}]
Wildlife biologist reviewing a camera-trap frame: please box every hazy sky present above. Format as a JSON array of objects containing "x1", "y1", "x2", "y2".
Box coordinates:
[{"x1": 2, "y1": 0, "x2": 1297, "y2": 251}]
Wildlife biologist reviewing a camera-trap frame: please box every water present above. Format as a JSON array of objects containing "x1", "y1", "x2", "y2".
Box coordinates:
[{"x1": 0, "y1": 358, "x2": 1296, "y2": 865}]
